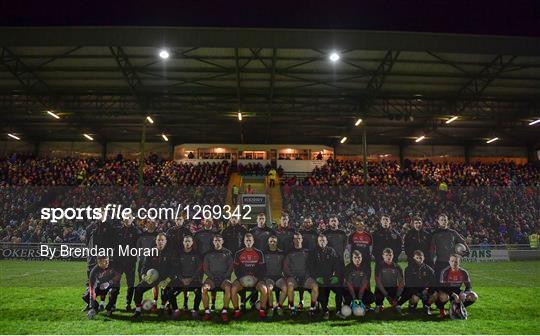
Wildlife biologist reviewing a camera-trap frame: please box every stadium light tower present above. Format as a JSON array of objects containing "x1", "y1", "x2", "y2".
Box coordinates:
[
  {"x1": 159, "y1": 49, "x2": 170, "y2": 59},
  {"x1": 329, "y1": 52, "x2": 340, "y2": 62}
]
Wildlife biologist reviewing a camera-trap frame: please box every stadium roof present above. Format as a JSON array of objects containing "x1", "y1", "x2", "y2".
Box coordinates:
[{"x1": 1, "y1": 27, "x2": 540, "y2": 147}]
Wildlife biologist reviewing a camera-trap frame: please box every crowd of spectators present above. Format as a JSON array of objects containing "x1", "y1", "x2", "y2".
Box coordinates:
[
  {"x1": 282, "y1": 159, "x2": 539, "y2": 245},
  {"x1": 237, "y1": 162, "x2": 284, "y2": 177}
]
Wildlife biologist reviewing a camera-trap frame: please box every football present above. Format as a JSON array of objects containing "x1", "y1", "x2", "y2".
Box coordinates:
[
  {"x1": 455, "y1": 243, "x2": 467, "y2": 255},
  {"x1": 145, "y1": 269, "x2": 159, "y2": 284},
  {"x1": 239, "y1": 275, "x2": 257, "y2": 288},
  {"x1": 141, "y1": 299, "x2": 153, "y2": 311},
  {"x1": 353, "y1": 305, "x2": 366, "y2": 317},
  {"x1": 340, "y1": 305, "x2": 352, "y2": 318}
]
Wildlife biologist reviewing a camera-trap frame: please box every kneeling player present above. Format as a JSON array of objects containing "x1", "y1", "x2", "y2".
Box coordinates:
[
  {"x1": 436, "y1": 254, "x2": 478, "y2": 319},
  {"x1": 374, "y1": 248, "x2": 404, "y2": 314},
  {"x1": 231, "y1": 233, "x2": 268, "y2": 319},
  {"x1": 343, "y1": 250, "x2": 374, "y2": 317},
  {"x1": 397, "y1": 250, "x2": 436, "y2": 315},
  {"x1": 85, "y1": 256, "x2": 120, "y2": 319},
  {"x1": 201, "y1": 234, "x2": 234, "y2": 322},
  {"x1": 264, "y1": 236, "x2": 288, "y2": 316},
  {"x1": 283, "y1": 232, "x2": 319, "y2": 316},
  {"x1": 164, "y1": 235, "x2": 203, "y2": 319},
  {"x1": 132, "y1": 233, "x2": 173, "y2": 320}
]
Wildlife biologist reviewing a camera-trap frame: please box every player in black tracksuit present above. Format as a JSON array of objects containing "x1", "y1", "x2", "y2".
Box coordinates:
[
  {"x1": 132, "y1": 233, "x2": 173, "y2": 320},
  {"x1": 343, "y1": 250, "x2": 375, "y2": 309},
  {"x1": 372, "y1": 215, "x2": 402, "y2": 265},
  {"x1": 309, "y1": 234, "x2": 343, "y2": 317},
  {"x1": 299, "y1": 217, "x2": 318, "y2": 253},
  {"x1": 85, "y1": 256, "x2": 121, "y2": 319},
  {"x1": 275, "y1": 214, "x2": 295, "y2": 253},
  {"x1": 194, "y1": 218, "x2": 219, "y2": 256},
  {"x1": 250, "y1": 213, "x2": 276, "y2": 252},
  {"x1": 397, "y1": 250, "x2": 436, "y2": 314},
  {"x1": 114, "y1": 217, "x2": 140, "y2": 311},
  {"x1": 165, "y1": 217, "x2": 192, "y2": 311},
  {"x1": 403, "y1": 217, "x2": 433, "y2": 268},
  {"x1": 430, "y1": 214, "x2": 469, "y2": 279},
  {"x1": 374, "y1": 248, "x2": 405, "y2": 313},
  {"x1": 136, "y1": 221, "x2": 158, "y2": 281},
  {"x1": 164, "y1": 235, "x2": 203, "y2": 319},
  {"x1": 322, "y1": 216, "x2": 347, "y2": 311}
]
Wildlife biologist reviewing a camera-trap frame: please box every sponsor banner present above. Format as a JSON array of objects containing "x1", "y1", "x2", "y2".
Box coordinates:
[
  {"x1": 241, "y1": 194, "x2": 267, "y2": 206},
  {"x1": 0, "y1": 243, "x2": 85, "y2": 261},
  {"x1": 462, "y1": 248, "x2": 509, "y2": 262}
]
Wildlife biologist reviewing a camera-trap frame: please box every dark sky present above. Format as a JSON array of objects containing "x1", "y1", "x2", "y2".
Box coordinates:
[{"x1": 2, "y1": 0, "x2": 539, "y2": 36}]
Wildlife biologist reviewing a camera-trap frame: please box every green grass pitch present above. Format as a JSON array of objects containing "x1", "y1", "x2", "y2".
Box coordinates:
[{"x1": 0, "y1": 260, "x2": 539, "y2": 334}]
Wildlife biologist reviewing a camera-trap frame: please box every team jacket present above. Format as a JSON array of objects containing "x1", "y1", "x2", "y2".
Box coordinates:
[
  {"x1": 275, "y1": 227, "x2": 295, "y2": 253},
  {"x1": 283, "y1": 247, "x2": 311, "y2": 278},
  {"x1": 114, "y1": 225, "x2": 140, "y2": 264},
  {"x1": 349, "y1": 230, "x2": 373, "y2": 260},
  {"x1": 375, "y1": 262, "x2": 405, "y2": 290},
  {"x1": 344, "y1": 263, "x2": 371, "y2": 295},
  {"x1": 299, "y1": 228, "x2": 318, "y2": 252},
  {"x1": 439, "y1": 266, "x2": 472, "y2": 291},
  {"x1": 203, "y1": 247, "x2": 233, "y2": 280},
  {"x1": 166, "y1": 225, "x2": 192, "y2": 255},
  {"x1": 265, "y1": 249, "x2": 285, "y2": 279},
  {"x1": 250, "y1": 225, "x2": 276, "y2": 252},
  {"x1": 323, "y1": 228, "x2": 348, "y2": 261},
  {"x1": 308, "y1": 246, "x2": 342, "y2": 281},
  {"x1": 404, "y1": 262, "x2": 436, "y2": 288},
  {"x1": 404, "y1": 228, "x2": 432, "y2": 261},
  {"x1": 372, "y1": 228, "x2": 402, "y2": 262},
  {"x1": 139, "y1": 247, "x2": 174, "y2": 281},
  {"x1": 221, "y1": 224, "x2": 248, "y2": 254},
  {"x1": 172, "y1": 249, "x2": 203, "y2": 283},
  {"x1": 431, "y1": 228, "x2": 467, "y2": 263},
  {"x1": 88, "y1": 265, "x2": 121, "y2": 299},
  {"x1": 194, "y1": 228, "x2": 219, "y2": 255},
  {"x1": 233, "y1": 247, "x2": 266, "y2": 279}
]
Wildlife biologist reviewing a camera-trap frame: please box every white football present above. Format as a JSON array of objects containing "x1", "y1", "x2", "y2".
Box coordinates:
[
  {"x1": 455, "y1": 243, "x2": 467, "y2": 255},
  {"x1": 239, "y1": 275, "x2": 257, "y2": 288},
  {"x1": 341, "y1": 305, "x2": 352, "y2": 317},
  {"x1": 142, "y1": 299, "x2": 153, "y2": 311},
  {"x1": 146, "y1": 269, "x2": 159, "y2": 283},
  {"x1": 353, "y1": 305, "x2": 365, "y2": 317}
]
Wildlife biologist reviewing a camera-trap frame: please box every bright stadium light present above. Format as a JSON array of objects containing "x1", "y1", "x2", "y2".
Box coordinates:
[
  {"x1": 355, "y1": 118, "x2": 363, "y2": 126},
  {"x1": 329, "y1": 52, "x2": 340, "y2": 62},
  {"x1": 529, "y1": 118, "x2": 540, "y2": 126},
  {"x1": 486, "y1": 137, "x2": 499, "y2": 144},
  {"x1": 161, "y1": 134, "x2": 169, "y2": 141},
  {"x1": 415, "y1": 135, "x2": 426, "y2": 142},
  {"x1": 8, "y1": 133, "x2": 20, "y2": 140},
  {"x1": 238, "y1": 112, "x2": 242, "y2": 121},
  {"x1": 446, "y1": 116, "x2": 459, "y2": 124},
  {"x1": 46, "y1": 110, "x2": 60, "y2": 119},
  {"x1": 146, "y1": 116, "x2": 154, "y2": 124},
  {"x1": 340, "y1": 136, "x2": 347, "y2": 144},
  {"x1": 83, "y1": 133, "x2": 94, "y2": 141},
  {"x1": 159, "y1": 49, "x2": 170, "y2": 59}
]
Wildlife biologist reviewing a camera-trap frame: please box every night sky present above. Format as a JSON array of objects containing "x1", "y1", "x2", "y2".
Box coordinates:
[{"x1": 1, "y1": 0, "x2": 539, "y2": 36}]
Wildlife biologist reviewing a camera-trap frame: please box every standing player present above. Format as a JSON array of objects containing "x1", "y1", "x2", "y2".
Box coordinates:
[
  {"x1": 221, "y1": 216, "x2": 249, "y2": 309},
  {"x1": 275, "y1": 213, "x2": 295, "y2": 253},
  {"x1": 114, "y1": 215, "x2": 140, "y2": 311},
  {"x1": 195, "y1": 218, "x2": 219, "y2": 256},
  {"x1": 404, "y1": 217, "x2": 432, "y2": 267},
  {"x1": 166, "y1": 215, "x2": 192, "y2": 311},
  {"x1": 372, "y1": 214, "x2": 402, "y2": 264},
  {"x1": 201, "y1": 234, "x2": 234, "y2": 322},
  {"x1": 299, "y1": 217, "x2": 318, "y2": 252},
  {"x1": 431, "y1": 214, "x2": 469, "y2": 278},
  {"x1": 374, "y1": 248, "x2": 404, "y2": 314},
  {"x1": 136, "y1": 220, "x2": 158, "y2": 281},
  {"x1": 86, "y1": 256, "x2": 121, "y2": 319},
  {"x1": 396, "y1": 250, "x2": 436, "y2": 315},
  {"x1": 250, "y1": 212, "x2": 276, "y2": 251},
  {"x1": 283, "y1": 232, "x2": 319, "y2": 317},
  {"x1": 322, "y1": 216, "x2": 347, "y2": 311},
  {"x1": 348, "y1": 219, "x2": 373, "y2": 268},
  {"x1": 164, "y1": 235, "x2": 203, "y2": 319},
  {"x1": 131, "y1": 233, "x2": 173, "y2": 320},
  {"x1": 263, "y1": 235, "x2": 288, "y2": 316},
  {"x1": 343, "y1": 250, "x2": 374, "y2": 316},
  {"x1": 309, "y1": 234, "x2": 342, "y2": 319},
  {"x1": 436, "y1": 254, "x2": 478, "y2": 318},
  {"x1": 231, "y1": 233, "x2": 268, "y2": 319}
]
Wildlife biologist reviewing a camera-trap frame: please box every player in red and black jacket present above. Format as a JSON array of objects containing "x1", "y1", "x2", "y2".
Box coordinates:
[
  {"x1": 231, "y1": 233, "x2": 268, "y2": 319},
  {"x1": 85, "y1": 256, "x2": 121, "y2": 319},
  {"x1": 163, "y1": 235, "x2": 203, "y2": 319},
  {"x1": 132, "y1": 233, "x2": 173, "y2": 320},
  {"x1": 343, "y1": 250, "x2": 375, "y2": 310},
  {"x1": 348, "y1": 219, "x2": 373, "y2": 268},
  {"x1": 374, "y1": 248, "x2": 405, "y2": 314},
  {"x1": 436, "y1": 254, "x2": 478, "y2": 318},
  {"x1": 397, "y1": 250, "x2": 436, "y2": 315},
  {"x1": 113, "y1": 216, "x2": 140, "y2": 311}
]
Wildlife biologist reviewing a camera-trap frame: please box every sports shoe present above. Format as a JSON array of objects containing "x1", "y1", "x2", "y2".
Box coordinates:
[
  {"x1": 297, "y1": 301, "x2": 304, "y2": 310},
  {"x1": 221, "y1": 310, "x2": 229, "y2": 322},
  {"x1": 274, "y1": 306, "x2": 283, "y2": 316},
  {"x1": 308, "y1": 308, "x2": 316, "y2": 317},
  {"x1": 439, "y1": 308, "x2": 447, "y2": 318},
  {"x1": 323, "y1": 310, "x2": 330, "y2": 320},
  {"x1": 336, "y1": 311, "x2": 347, "y2": 319},
  {"x1": 131, "y1": 310, "x2": 141, "y2": 321},
  {"x1": 290, "y1": 307, "x2": 297, "y2": 317},
  {"x1": 87, "y1": 309, "x2": 97, "y2": 320},
  {"x1": 171, "y1": 309, "x2": 181, "y2": 320},
  {"x1": 408, "y1": 305, "x2": 416, "y2": 314},
  {"x1": 125, "y1": 304, "x2": 132, "y2": 312},
  {"x1": 106, "y1": 309, "x2": 114, "y2": 317},
  {"x1": 424, "y1": 305, "x2": 432, "y2": 315},
  {"x1": 395, "y1": 305, "x2": 402, "y2": 315},
  {"x1": 203, "y1": 311, "x2": 211, "y2": 321},
  {"x1": 259, "y1": 309, "x2": 267, "y2": 319},
  {"x1": 191, "y1": 310, "x2": 199, "y2": 319},
  {"x1": 150, "y1": 304, "x2": 158, "y2": 314},
  {"x1": 98, "y1": 303, "x2": 105, "y2": 312},
  {"x1": 233, "y1": 310, "x2": 242, "y2": 319},
  {"x1": 210, "y1": 303, "x2": 216, "y2": 311},
  {"x1": 375, "y1": 305, "x2": 384, "y2": 313}
]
